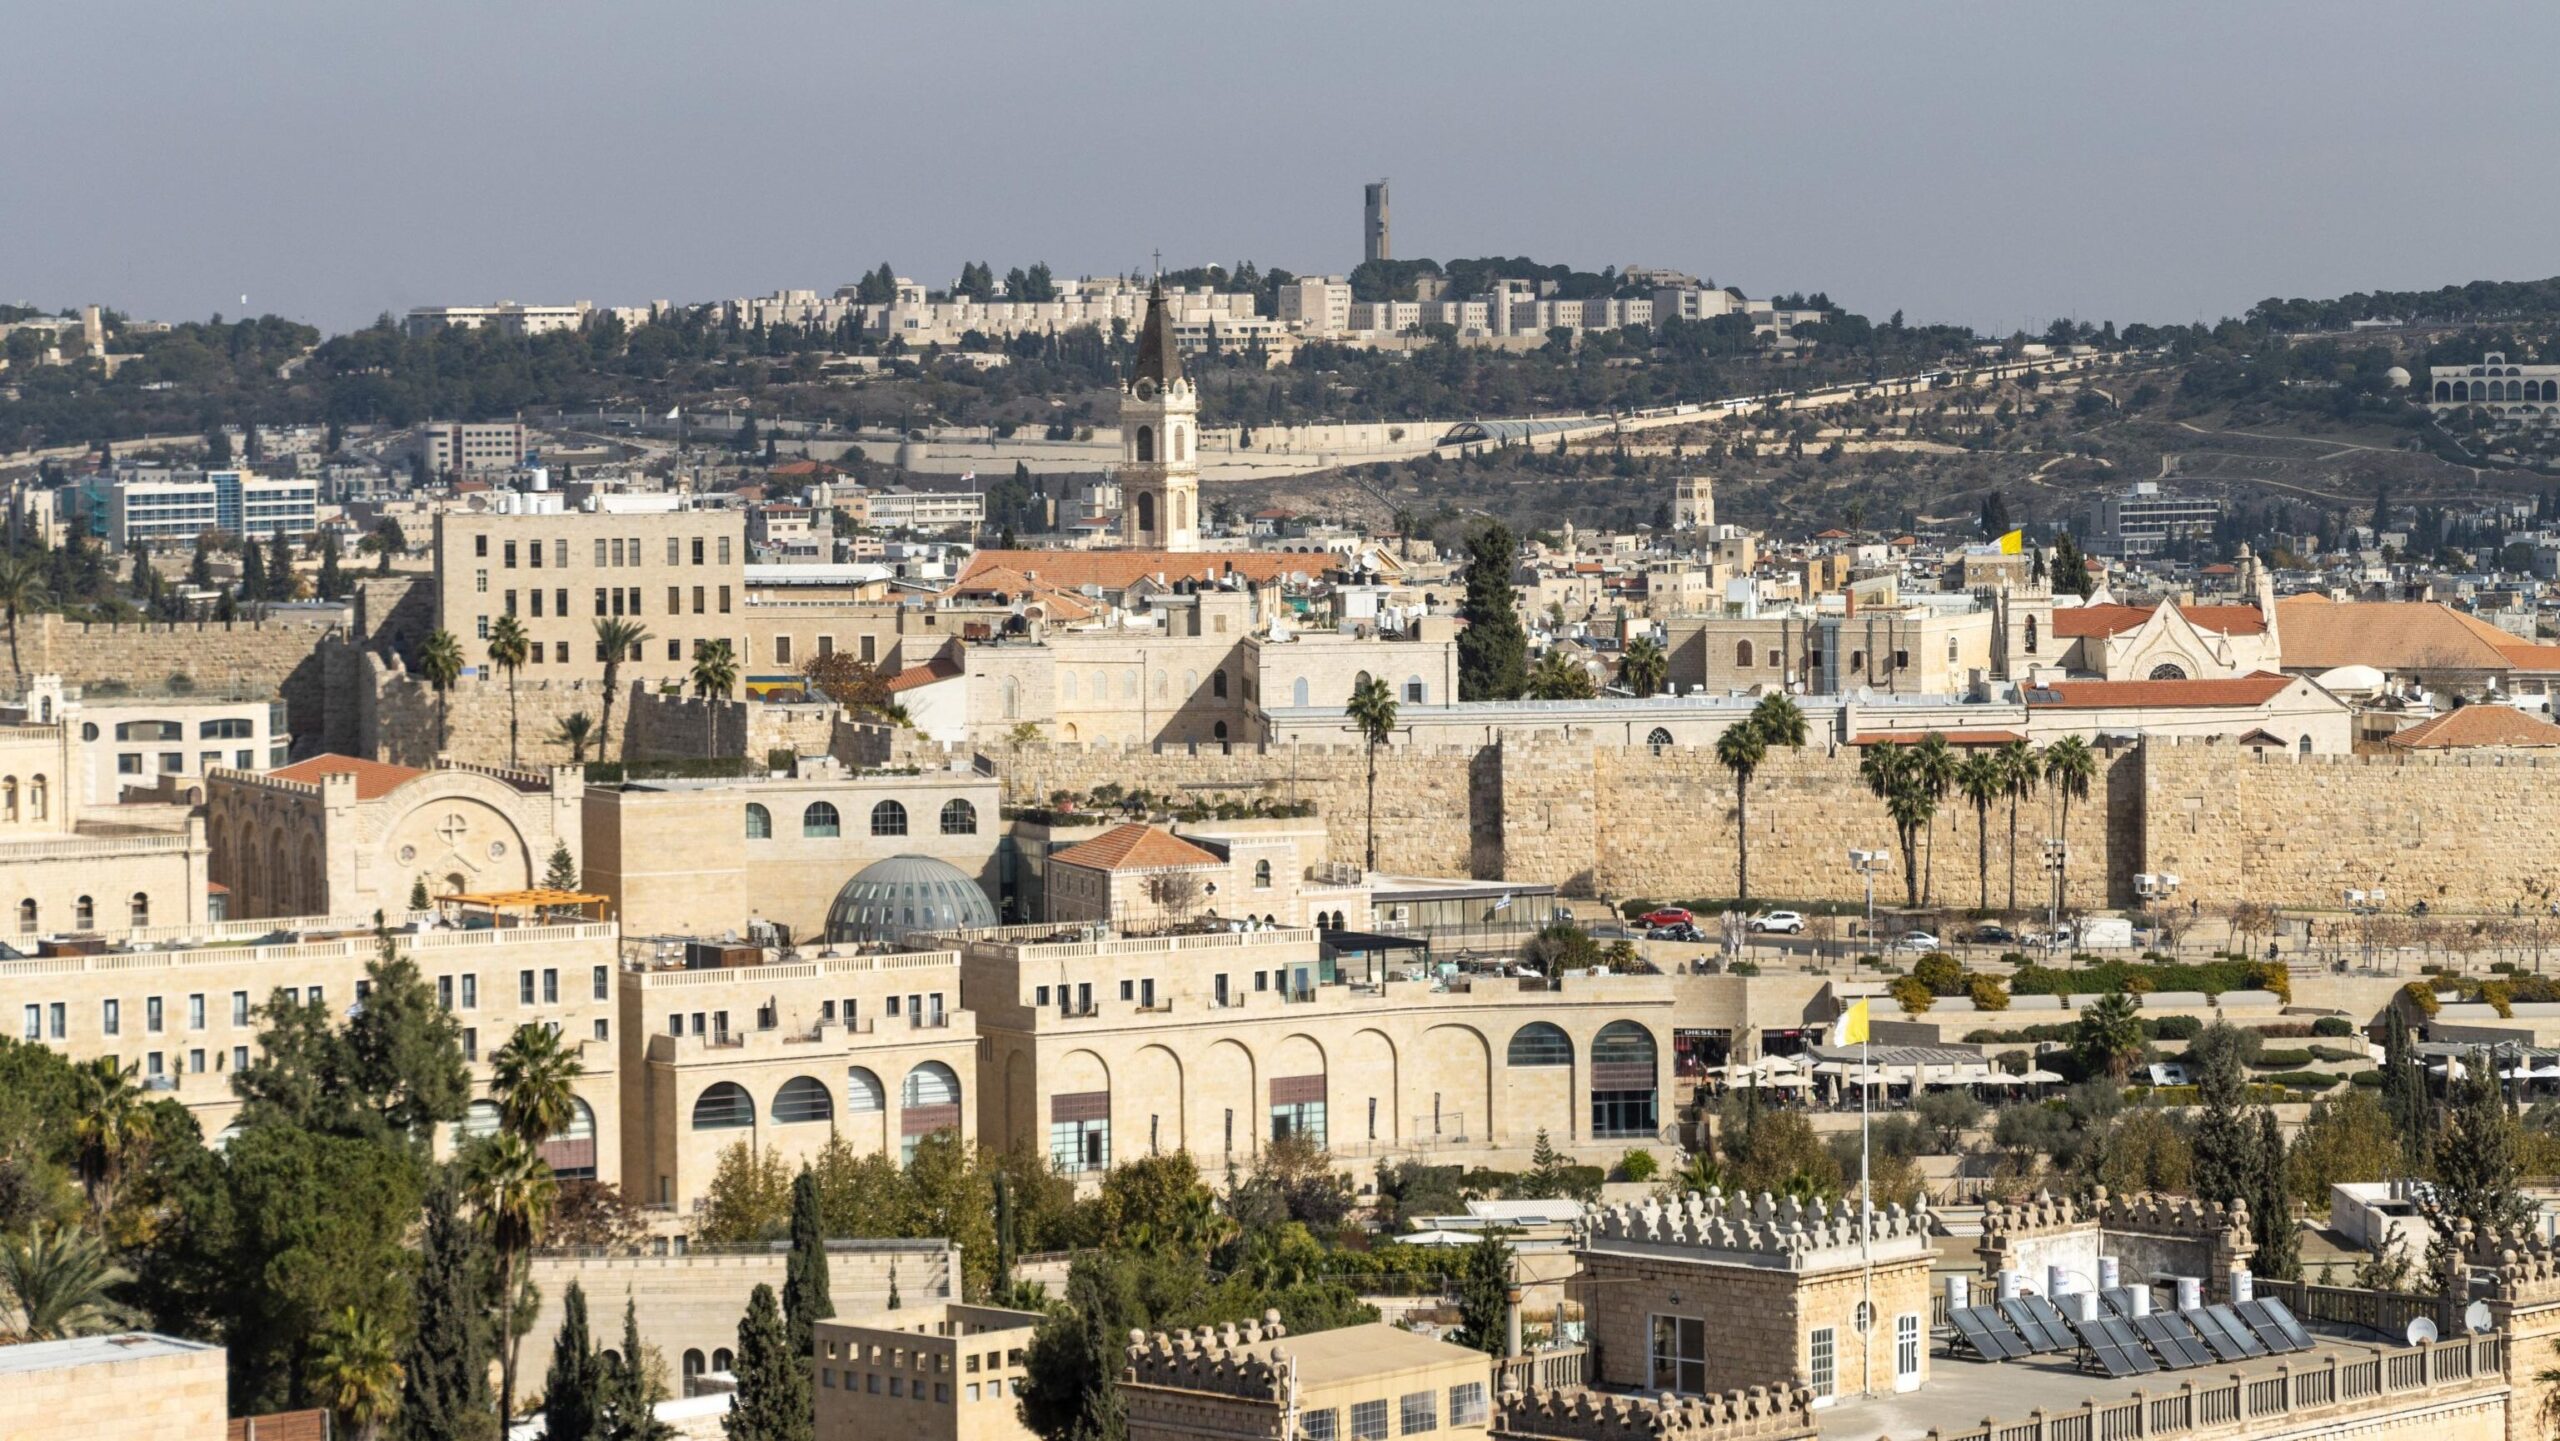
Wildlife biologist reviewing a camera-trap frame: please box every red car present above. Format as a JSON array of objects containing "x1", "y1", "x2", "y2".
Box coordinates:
[{"x1": 1640, "y1": 907, "x2": 1694, "y2": 928}]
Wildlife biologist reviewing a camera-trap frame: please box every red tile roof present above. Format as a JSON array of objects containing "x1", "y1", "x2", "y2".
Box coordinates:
[
  {"x1": 2049, "y1": 602, "x2": 2267, "y2": 639},
  {"x1": 1047, "y1": 823, "x2": 1224, "y2": 873},
  {"x1": 883, "y1": 656, "x2": 961, "y2": 693},
  {"x1": 268, "y1": 755, "x2": 427, "y2": 800},
  {"x1": 2024, "y1": 672, "x2": 2298, "y2": 708},
  {"x1": 2385, "y1": 705, "x2": 2560, "y2": 749}
]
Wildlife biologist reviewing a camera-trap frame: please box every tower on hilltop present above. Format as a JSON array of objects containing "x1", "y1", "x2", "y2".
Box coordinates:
[
  {"x1": 1364, "y1": 179, "x2": 1391, "y2": 263},
  {"x1": 1674, "y1": 475, "x2": 1715, "y2": 531},
  {"x1": 1120, "y1": 282, "x2": 1199, "y2": 552}
]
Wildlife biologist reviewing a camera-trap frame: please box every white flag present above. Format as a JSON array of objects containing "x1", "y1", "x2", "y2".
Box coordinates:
[
  {"x1": 1493, "y1": 893, "x2": 1513, "y2": 912},
  {"x1": 664, "y1": 405, "x2": 680, "y2": 421}
]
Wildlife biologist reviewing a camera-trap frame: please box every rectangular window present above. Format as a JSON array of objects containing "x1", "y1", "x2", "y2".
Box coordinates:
[
  {"x1": 718, "y1": 585, "x2": 731, "y2": 614},
  {"x1": 667, "y1": 537, "x2": 680, "y2": 565},
  {"x1": 188, "y1": 993, "x2": 205, "y2": 1029},
  {"x1": 859, "y1": 634, "x2": 876, "y2": 663},
  {"x1": 503, "y1": 540, "x2": 517, "y2": 568},
  {"x1": 102, "y1": 999, "x2": 120, "y2": 1036},
  {"x1": 595, "y1": 539, "x2": 607, "y2": 567},
  {"x1": 776, "y1": 635, "x2": 793, "y2": 664},
  {"x1": 1398, "y1": 1391, "x2": 1437, "y2": 1434},
  {"x1": 1118, "y1": 979, "x2": 1134, "y2": 1002},
  {"x1": 556, "y1": 588, "x2": 567, "y2": 617},
  {"x1": 593, "y1": 965, "x2": 609, "y2": 1001},
  {"x1": 47, "y1": 1003, "x2": 64, "y2": 1040},
  {"x1": 520, "y1": 970, "x2": 535, "y2": 1005},
  {"x1": 555, "y1": 539, "x2": 567, "y2": 567},
  {"x1": 667, "y1": 585, "x2": 680, "y2": 615},
  {"x1": 146, "y1": 1051, "x2": 163, "y2": 1076},
  {"x1": 1351, "y1": 1400, "x2": 1389, "y2": 1441},
  {"x1": 477, "y1": 615, "x2": 490, "y2": 640},
  {"x1": 719, "y1": 535, "x2": 731, "y2": 564},
  {"x1": 189, "y1": 1048, "x2": 205, "y2": 1074},
  {"x1": 438, "y1": 976, "x2": 453, "y2": 1010},
  {"x1": 542, "y1": 968, "x2": 558, "y2": 1004},
  {"x1": 530, "y1": 589, "x2": 544, "y2": 617},
  {"x1": 1303, "y1": 1410, "x2": 1339, "y2": 1441},
  {"x1": 461, "y1": 974, "x2": 477, "y2": 1008},
  {"x1": 692, "y1": 537, "x2": 705, "y2": 565},
  {"x1": 1271, "y1": 1099, "x2": 1326, "y2": 1148},
  {"x1": 308, "y1": 985, "x2": 322, "y2": 1007},
  {"x1": 476, "y1": 534, "x2": 489, "y2": 558},
  {"x1": 1035, "y1": 985, "x2": 1050, "y2": 1006},
  {"x1": 232, "y1": 991, "x2": 248, "y2": 1025},
  {"x1": 594, "y1": 1018, "x2": 609, "y2": 1041},
  {"x1": 504, "y1": 588, "x2": 518, "y2": 616},
  {"x1": 1650, "y1": 1316, "x2": 1706, "y2": 1396},
  {"x1": 1896, "y1": 1313, "x2": 1921, "y2": 1385},
  {"x1": 595, "y1": 587, "x2": 608, "y2": 616},
  {"x1": 529, "y1": 537, "x2": 543, "y2": 567},
  {"x1": 692, "y1": 585, "x2": 704, "y2": 614},
  {"x1": 232, "y1": 1045, "x2": 249, "y2": 1072},
  {"x1": 1448, "y1": 1384, "x2": 1487, "y2": 1429},
  {"x1": 1809, "y1": 1326, "x2": 1836, "y2": 1400},
  {"x1": 462, "y1": 1028, "x2": 477, "y2": 1062},
  {"x1": 147, "y1": 996, "x2": 164, "y2": 1032}
]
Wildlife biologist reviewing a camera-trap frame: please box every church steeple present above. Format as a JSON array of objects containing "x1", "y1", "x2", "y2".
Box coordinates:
[
  {"x1": 1132, "y1": 281, "x2": 1184, "y2": 390},
  {"x1": 1118, "y1": 280, "x2": 1199, "y2": 551}
]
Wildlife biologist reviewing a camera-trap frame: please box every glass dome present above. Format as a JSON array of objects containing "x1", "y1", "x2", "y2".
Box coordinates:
[{"x1": 825, "y1": 854, "x2": 998, "y2": 944}]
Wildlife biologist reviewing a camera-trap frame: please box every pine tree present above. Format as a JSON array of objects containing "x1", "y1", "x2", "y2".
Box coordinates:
[
  {"x1": 545, "y1": 1281, "x2": 606, "y2": 1441},
  {"x1": 239, "y1": 539, "x2": 266, "y2": 602},
  {"x1": 268, "y1": 532, "x2": 293, "y2": 600},
  {"x1": 1456, "y1": 522, "x2": 1528, "y2": 700},
  {"x1": 2435, "y1": 1051, "x2": 2529, "y2": 1232},
  {"x1": 187, "y1": 537, "x2": 213, "y2": 591},
  {"x1": 544, "y1": 842, "x2": 579, "y2": 891},
  {"x1": 782, "y1": 1169, "x2": 832, "y2": 1359},
  {"x1": 1451, "y1": 1229, "x2": 1515, "y2": 1355},
  {"x1": 601, "y1": 1293, "x2": 675, "y2": 1441},
  {"x1": 409, "y1": 876, "x2": 431, "y2": 912},
  {"x1": 317, "y1": 529, "x2": 345, "y2": 600},
  {"x1": 2190, "y1": 1026, "x2": 2255, "y2": 1206},
  {"x1": 396, "y1": 1178, "x2": 495, "y2": 1441},
  {"x1": 722, "y1": 1284, "x2": 810, "y2": 1441},
  {"x1": 2250, "y1": 1110, "x2": 2300, "y2": 1279}
]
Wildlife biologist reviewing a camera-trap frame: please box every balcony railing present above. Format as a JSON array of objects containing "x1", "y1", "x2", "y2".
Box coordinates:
[{"x1": 1494, "y1": 1344, "x2": 1587, "y2": 1395}]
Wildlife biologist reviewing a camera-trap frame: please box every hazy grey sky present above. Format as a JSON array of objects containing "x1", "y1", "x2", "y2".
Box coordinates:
[{"x1": 5, "y1": 1, "x2": 2552, "y2": 336}]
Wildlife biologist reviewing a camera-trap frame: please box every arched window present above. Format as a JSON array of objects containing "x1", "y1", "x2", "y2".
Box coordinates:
[
  {"x1": 1508, "y1": 1022, "x2": 1574, "y2": 1067},
  {"x1": 683, "y1": 1350, "x2": 706, "y2": 1381},
  {"x1": 2147, "y1": 662, "x2": 2188, "y2": 681},
  {"x1": 1182, "y1": 670, "x2": 1197, "y2": 696},
  {"x1": 1647, "y1": 727, "x2": 1674, "y2": 754},
  {"x1": 1591, "y1": 1021, "x2": 1659, "y2": 1138},
  {"x1": 26, "y1": 777, "x2": 42, "y2": 821},
  {"x1": 16, "y1": 899, "x2": 35, "y2": 935},
  {"x1": 74, "y1": 896, "x2": 92, "y2": 930},
  {"x1": 1, "y1": 777, "x2": 14, "y2": 821},
  {"x1": 744, "y1": 803, "x2": 772, "y2": 840},
  {"x1": 541, "y1": 1097, "x2": 599, "y2": 1179},
  {"x1": 1090, "y1": 670, "x2": 1107, "y2": 702},
  {"x1": 939, "y1": 799, "x2": 978, "y2": 835},
  {"x1": 2436, "y1": 381, "x2": 2452, "y2": 402},
  {"x1": 1134, "y1": 492, "x2": 1156, "y2": 535},
  {"x1": 2298, "y1": 734, "x2": 2313, "y2": 756},
  {"x1": 128, "y1": 893, "x2": 149, "y2": 928},
  {"x1": 871, "y1": 800, "x2": 908, "y2": 837},
  {"x1": 1404, "y1": 675, "x2": 1426, "y2": 703},
  {"x1": 1063, "y1": 672, "x2": 1078, "y2": 702},
  {"x1": 802, "y1": 802, "x2": 840, "y2": 838},
  {"x1": 452, "y1": 1099, "x2": 503, "y2": 1146},
  {"x1": 1175, "y1": 427, "x2": 1189, "y2": 461},
  {"x1": 691, "y1": 1082, "x2": 755, "y2": 1130},
  {"x1": 1135, "y1": 425, "x2": 1155, "y2": 463},
  {"x1": 1254, "y1": 859, "x2": 1273, "y2": 889},
  {"x1": 1292, "y1": 677, "x2": 1310, "y2": 708},
  {"x1": 1212, "y1": 670, "x2": 1228, "y2": 699},
  {"x1": 1153, "y1": 670, "x2": 1168, "y2": 700},
  {"x1": 772, "y1": 1076, "x2": 835, "y2": 1125},
  {"x1": 846, "y1": 1067, "x2": 885, "y2": 1113},
  {"x1": 713, "y1": 1348, "x2": 734, "y2": 1375},
  {"x1": 903, "y1": 1061, "x2": 961, "y2": 1111},
  {"x1": 1212, "y1": 720, "x2": 1229, "y2": 742},
  {"x1": 2024, "y1": 617, "x2": 2039, "y2": 653},
  {"x1": 1121, "y1": 671, "x2": 1138, "y2": 700},
  {"x1": 1736, "y1": 640, "x2": 1754, "y2": 668}
]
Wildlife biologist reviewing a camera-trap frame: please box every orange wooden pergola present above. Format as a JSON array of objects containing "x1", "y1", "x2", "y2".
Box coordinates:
[{"x1": 435, "y1": 888, "x2": 611, "y2": 925}]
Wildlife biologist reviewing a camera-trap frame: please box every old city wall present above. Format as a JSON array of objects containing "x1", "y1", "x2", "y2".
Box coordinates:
[
  {"x1": 996, "y1": 740, "x2": 1485, "y2": 877},
  {"x1": 623, "y1": 692, "x2": 843, "y2": 765},
  {"x1": 24, "y1": 612, "x2": 339, "y2": 742},
  {"x1": 359, "y1": 652, "x2": 631, "y2": 768},
  {"x1": 2138, "y1": 739, "x2": 2560, "y2": 911}
]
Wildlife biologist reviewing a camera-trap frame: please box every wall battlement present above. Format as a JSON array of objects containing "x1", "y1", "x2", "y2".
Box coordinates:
[
  {"x1": 1582, "y1": 1188, "x2": 1935, "y2": 1271},
  {"x1": 1122, "y1": 1314, "x2": 1293, "y2": 1400},
  {"x1": 1494, "y1": 1385, "x2": 1816, "y2": 1441}
]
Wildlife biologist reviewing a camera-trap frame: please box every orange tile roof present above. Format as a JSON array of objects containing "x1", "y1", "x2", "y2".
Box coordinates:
[
  {"x1": 953, "y1": 550, "x2": 1313, "y2": 593},
  {"x1": 2024, "y1": 672, "x2": 2298, "y2": 708},
  {"x1": 1047, "y1": 823, "x2": 1224, "y2": 873},
  {"x1": 2385, "y1": 705, "x2": 2560, "y2": 749},
  {"x1": 2050, "y1": 602, "x2": 2266, "y2": 639},
  {"x1": 268, "y1": 754, "x2": 427, "y2": 800},
  {"x1": 2275, "y1": 596, "x2": 2525, "y2": 671},
  {"x1": 884, "y1": 656, "x2": 962, "y2": 693}
]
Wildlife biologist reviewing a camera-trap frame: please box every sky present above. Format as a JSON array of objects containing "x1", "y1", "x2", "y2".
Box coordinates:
[{"x1": 4, "y1": 1, "x2": 2554, "y2": 338}]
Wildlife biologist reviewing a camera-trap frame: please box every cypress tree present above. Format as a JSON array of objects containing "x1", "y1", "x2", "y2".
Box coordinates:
[
  {"x1": 602, "y1": 1292, "x2": 675, "y2": 1441},
  {"x1": 722, "y1": 1283, "x2": 810, "y2": 1441},
  {"x1": 2251, "y1": 1110, "x2": 2299, "y2": 1279},
  {"x1": 545, "y1": 1281, "x2": 605, "y2": 1441},
  {"x1": 2435, "y1": 1050, "x2": 2529, "y2": 1232},
  {"x1": 1456, "y1": 522, "x2": 1528, "y2": 700},
  {"x1": 2190, "y1": 1025, "x2": 2255, "y2": 1207},
  {"x1": 397, "y1": 1177, "x2": 494, "y2": 1441},
  {"x1": 317, "y1": 529, "x2": 345, "y2": 601},
  {"x1": 2381, "y1": 1007, "x2": 2429, "y2": 1171},
  {"x1": 781, "y1": 1168, "x2": 832, "y2": 1358},
  {"x1": 267, "y1": 532, "x2": 293, "y2": 600},
  {"x1": 991, "y1": 1172, "x2": 1017, "y2": 1299},
  {"x1": 239, "y1": 540, "x2": 266, "y2": 602}
]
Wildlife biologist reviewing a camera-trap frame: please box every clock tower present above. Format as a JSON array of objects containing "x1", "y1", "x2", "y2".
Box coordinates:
[{"x1": 1120, "y1": 281, "x2": 1199, "y2": 551}]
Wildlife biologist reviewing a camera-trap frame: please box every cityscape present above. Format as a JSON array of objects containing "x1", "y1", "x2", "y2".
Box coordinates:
[{"x1": 10, "y1": 7, "x2": 2560, "y2": 1441}]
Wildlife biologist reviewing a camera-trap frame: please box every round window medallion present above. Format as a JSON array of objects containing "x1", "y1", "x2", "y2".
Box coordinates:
[
  {"x1": 488, "y1": 841, "x2": 508, "y2": 859},
  {"x1": 397, "y1": 845, "x2": 417, "y2": 864}
]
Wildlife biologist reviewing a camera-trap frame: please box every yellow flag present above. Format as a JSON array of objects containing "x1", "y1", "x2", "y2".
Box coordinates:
[
  {"x1": 1997, "y1": 529, "x2": 2024, "y2": 555},
  {"x1": 1830, "y1": 998, "x2": 1870, "y2": 1047}
]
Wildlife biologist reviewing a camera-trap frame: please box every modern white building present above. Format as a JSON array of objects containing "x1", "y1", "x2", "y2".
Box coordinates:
[
  {"x1": 420, "y1": 420, "x2": 530, "y2": 475},
  {"x1": 2085, "y1": 482, "x2": 2223, "y2": 557},
  {"x1": 864, "y1": 488, "x2": 986, "y2": 533},
  {"x1": 2430, "y1": 351, "x2": 2560, "y2": 424},
  {"x1": 404, "y1": 301, "x2": 594, "y2": 338},
  {"x1": 94, "y1": 469, "x2": 319, "y2": 548}
]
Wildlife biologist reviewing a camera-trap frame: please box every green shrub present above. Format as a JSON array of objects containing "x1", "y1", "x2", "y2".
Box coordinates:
[
  {"x1": 2149, "y1": 1016, "x2": 2203, "y2": 1041},
  {"x1": 2311, "y1": 1016, "x2": 2356, "y2": 1037},
  {"x1": 1618, "y1": 1149, "x2": 1658, "y2": 1183},
  {"x1": 1890, "y1": 976, "x2": 1936, "y2": 1014},
  {"x1": 2348, "y1": 1070, "x2": 2385, "y2": 1087},
  {"x1": 2010, "y1": 958, "x2": 2278, "y2": 1001},
  {"x1": 2249, "y1": 1048, "x2": 2315, "y2": 1068},
  {"x1": 2257, "y1": 1070, "x2": 2340, "y2": 1091},
  {"x1": 1912, "y1": 953, "x2": 1966, "y2": 996},
  {"x1": 2307, "y1": 1044, "x2": 2365, "y2": 1063},
  {"x1": 1968, "y1": 975, "x2": 2011, "y2": 1011}
]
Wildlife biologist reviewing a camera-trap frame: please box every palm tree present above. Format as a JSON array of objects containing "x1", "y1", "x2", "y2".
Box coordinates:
[
  {"x1": 0, "y1": 554, "x2": 53, "y2": 692},
  {"x1": 1619, "y1": 635, "x2": 1668, "y2": 696},
  {"x1": 1714, "y1": 718, "x2": 1768, "y2": 903},
  {"x1": 688, "y1": 639, "x2": 738, "y2": 702},
  {"x1": 1997, "y1": 739, "x2": 2040, "y2": 913},
  {"x1": 1748, "y1": 691, "x2": 1809, "y2": 751},
  {"x1": 1525, "y1": 651, "x2": 1595, "y2": 699},
  {"x1": 1909, "y1": 733, "x2": 1959, "y2": 905},
  {"x1": 553, "y1": 711, "x2": 596, "y2": 765},
  {"x1": 309, "y1": 1306, "x2": 403, "y2": 1441},
  {"x1": 470, "y1": 1130, "x2": 560, "y2": 1428},
  {"x1": 591, "y1": 618, "x2": 652, "y2": 760},
  {"x1": 490, "y1": 1020, "x2": 584, "y2": 1146},
  {"x1": 487, "y1": 614, "x2": 531, "y2": 769},
  {"x1": 1860, "y1": 742, "x2": 1934, "y2": 907},
  {"x1": 2043, "y1": 735, "x2": 2098, "y2": 919},
  {"x1": 1955, "y1": 752, "x2": 2004, "y2": 913},
  {"x1": 69, "y1": 1057, "x2": 141, "y2": 1225},
  {"x1": 417, "y1": 628, "x2": 464, "y2": 755},
  {"x1": 1346, "y1": 674, "x2": 1399, "y2": 872},
  {"x1": 0, "y1": 1224, "x2": 134, "y2": 1340},
  {"x1": 2072, "y1": 991, "x2": 2145, "y2": 1081}
]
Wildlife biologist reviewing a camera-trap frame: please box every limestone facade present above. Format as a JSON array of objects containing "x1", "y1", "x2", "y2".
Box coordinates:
[
  {"x1": 816, "y1": 1302, "x2": 1042, "y2": 1441},
  {"x1": 0, "y1": 1332, "x2": 229, "y2": 1441},
  {"x1": 206, "y1": 754, "x2": 584, "y2": 919},
  {"x1": 434, "y1": 507, "x2": 753, "y2": 690},
  {"x1": 615, "y1": 946, "x2": 978, "y2": 1213},
  {"x1": 954, "y1": 925, "x2": 1673, "y2": 1177},
  {"x1": 1123, "y1": 1319, "x2": 1494, "y2": 1441},
  {"x1": 582, "y1": 762, "x2": 1001, "y2": 942},
  {"x1": 0, "y1": 695, "x2": 213, "y2": 936}
]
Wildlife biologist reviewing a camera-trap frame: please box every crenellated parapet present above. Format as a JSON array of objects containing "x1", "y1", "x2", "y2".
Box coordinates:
[
  {"x1": 1492, "y1": 1384, "x2": 1817, "y2": 1441},
  {"x1": 1579, "y1": 1188, "x2": 1935, "y2": 1273},
  {"x1": 2453, "y1": 1220, "x2": 2560, "y2": 1304},
  {"x1": 1978, "y1": 1189, "x2": 2085, "y2": 1242},
  {"x1": 2096, "y1": 1187, "x2": 2251, "y2": 1247},
  {"x1": 1976, "y1": 1187, "x2": 2255, "y2": 1280},
  {"x1": 1123, "y1": 1313, "x2": 1295, "y2": 1402}
]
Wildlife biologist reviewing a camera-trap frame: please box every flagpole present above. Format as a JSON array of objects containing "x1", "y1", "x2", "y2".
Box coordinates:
[{"x1": 1861, "y1": 1024, "x2": 1873, "y2": 1393}]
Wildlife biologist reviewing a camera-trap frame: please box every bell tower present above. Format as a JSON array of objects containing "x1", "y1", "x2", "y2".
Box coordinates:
[{"x1": 1120, "y1": 281, "x2": 1199, "y2": 552}]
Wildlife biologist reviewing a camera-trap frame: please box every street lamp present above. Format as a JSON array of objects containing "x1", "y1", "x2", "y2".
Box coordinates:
[
  {"x1": 1848, "y1": 849, "x2": 1889, "y2": 962},
  {"x1": 2041, "y1": 840, "x2": 2070, "y2": 961},
  {"x1": 2135, "y1": 873, "x2": 2181, "y2": 953},
  {"x1": 2344, "y1": 886, "x2": 2387, "y2": 974}
]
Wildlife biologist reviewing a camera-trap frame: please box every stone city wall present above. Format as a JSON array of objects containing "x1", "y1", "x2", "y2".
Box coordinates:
[
  {"x1": 623, "y1": 692, "x2": 843, "y2": 765},
  {"x1": 22, "y1": 612, "x2": 338, "y2": 742},
  {"x1": 359, "y1": 651, "x2": 631, "y2": 769}
]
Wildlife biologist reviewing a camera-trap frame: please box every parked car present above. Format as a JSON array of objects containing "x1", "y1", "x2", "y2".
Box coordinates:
[
  {"x1": 1969, "y1": 923, "x2": 2015, "y2": 945},
  {"x1": 1750, "y1": 910, "x2": 1807, "y2": 934},
  {"x1": 1640, "y1": 907, "x2": 1695, "y2": 928},
  {"x1": 1891, "y1": 930, "x2": 1942, "y2": 954},
  {"x1": 1647, "y1": 922, "x2": 1706, "y2": 943}
]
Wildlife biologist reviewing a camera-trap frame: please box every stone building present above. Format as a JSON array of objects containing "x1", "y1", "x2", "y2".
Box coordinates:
[
  {"x1": 206, "y1": 754, "x2": 583, "y2": 920},
  {"x1": 432, "y1": 504, "x2": 753, "y2": 690},
  {"x1": 0, "y1": 1332, "x2": 230, "y2": 1441},
  {"x1": 615, "y1": 942, "x2": 977, "y2": 1213},
  {"x1": 1123, "y1": 1317, "x2": 1494, "y2": 1441},
  {"x1": 951, "y1": 921, "x2": 1673, "y2": 1178},
  {"x1": 816, "y1": 1302, "x2": 1043, "y2": 1441},
  {"x1": 1574, "y1": 1190, "x2": 1939, "y2": 1406},
  {"x1": 2, "y1": 682, "x2": 213, "y2": 937},
  {"x1": 1120, "y1": 281, "x2": 1202, "y2": 552},
  {"x1": 580, "y1": 759, "x2": 1000, "y2": 942}
]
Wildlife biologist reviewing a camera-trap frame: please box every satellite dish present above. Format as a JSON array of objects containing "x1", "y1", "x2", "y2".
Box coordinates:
[
  {"x1": 2405, "y1": 1317, "x2": 2439, "y2": 1346},
  {"x1": 2465, "y1": 1301, "x2": 2494, "y2": 1334}
]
